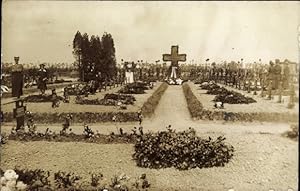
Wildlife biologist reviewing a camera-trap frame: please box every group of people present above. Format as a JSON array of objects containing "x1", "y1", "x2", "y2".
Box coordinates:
[
  {"x1": 10, "y1": 57, "x2": 49, "y2": 98},
  {"x1": 8, "y1": 57, "x2": 296, "y2": 99},
  {"x1": 187, "y1": 59, "x2": 295, "y2": 91}
]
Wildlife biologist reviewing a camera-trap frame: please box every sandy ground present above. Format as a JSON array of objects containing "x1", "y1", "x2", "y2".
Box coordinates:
[
  {"x1": 1, "y1": 82, "x2": 161, "y2": 114},
  {"x1": 189, "y1": 82, "x2": 299, "y2": 114},
  {"x1": 1, "y1": 85, "x2": 298, "y2": 190},
  {"x1": 1, "y1": 81, "x2": 79, "y2": 99}
]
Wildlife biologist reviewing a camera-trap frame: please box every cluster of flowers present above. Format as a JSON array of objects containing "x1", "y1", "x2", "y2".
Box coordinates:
[
  {"x1": 23, "y1": 94, "x2": 64, "y2": 103},
  {"x1": 133, "y1": 126, "x2": 234, "y2": 170},
  {"x1": 3, "y1": 111, "x2": 140, "y2": 123},
  {"x1": 8, "y1": 123, "x2": 140, "y2": 144},
  {"x1": 109, "y1": 173, "x2": 150, "y2": 191},
  {"x1": 118, "y1": 82, "x2": 150, "y2": 94},
  {"x1": 283, "y1": 124, "x2": 299, "y2": 141},
  {"x1": 0, "y1": 168, "x2": 150, "y2": 191},
  {"x1": 0, "y1": 133, "x2": 8, "y2": 145},
  {"x1": 75, "y1": 93, "x2": 136, "y2": 106},
  {"x1": 0, "y1": 169, "x2": 27, "y2": 191},
  {"x1": 104, "y1": 94, "x2": 136, "y2": 105},
  {"x1": 64, "y1": 83, "x2": 91, "y2": 96},
  {"x1": 201, "y1": 82, "x2": 256, "y2": 104}
]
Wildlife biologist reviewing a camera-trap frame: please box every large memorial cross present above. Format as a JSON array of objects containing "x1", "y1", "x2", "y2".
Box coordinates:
[{"x1": 163, "y1": 45, "x2": 186, "y2": 79}]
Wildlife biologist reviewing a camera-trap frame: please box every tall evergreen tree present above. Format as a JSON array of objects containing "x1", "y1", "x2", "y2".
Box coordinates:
[
  {"x1": 89, "y1": 35, "x2": 102, "y2": 80},
  {"x1": 81, "y1": 33, "x2": 91, "y2": 82},
  {"x1": 72, "y1": 31, "x2": 83, "y2": 81},
  {"x1": 72, "y1": 31, "x2": 117, "y2": 82},
  {"x1": 101, "y1": 32, "x2": 117, "y2": 80},
  {"x1": 95, "y1": 36, "x2": 103, "y2": 80}
]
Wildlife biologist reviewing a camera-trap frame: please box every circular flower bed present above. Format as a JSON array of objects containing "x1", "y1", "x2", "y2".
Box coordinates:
[{"x1": 133, "y1": 127, "x2": 234, "y2": 170}]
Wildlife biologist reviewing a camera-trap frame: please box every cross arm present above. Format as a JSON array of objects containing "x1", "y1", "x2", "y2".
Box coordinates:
[{"x1": 163, "y1": 54, "x2": 172, "y2": 61}]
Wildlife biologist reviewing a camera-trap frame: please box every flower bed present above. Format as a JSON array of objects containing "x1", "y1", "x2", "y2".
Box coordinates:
[
  {"x1": 0, "y1": 168, "x2": 150, "y2": 191},
  {"x1": 213, "y1": 93, "x2": 256, "y2": 104},
  {"x1": 8, "y1": 127, "x2": 137, "y2": 144},
  {"x1": 201, "y1": 82, "x2": 256, "y2": 104},
  {"x1": 64, "y1": 83, "x2": 90, "y2": 95},
  {"x1": 3, "y1": 112, "x2": 139, "y2": 123},
  {"x1": 182, "y1": 83, "x2": 298, "y2": 122},
  {"x1": 118, "y1": 82, "x2": 149, "y2": 94},
  {"x1": 2, "y1": 83, "x2": 164, "y2": 123},
  {"x1": 141, "y1": 82, "x2": 168, "y2": 118},
  {"x1": 24, "y1": 94, "x2": 64, "y2": 103},
  {"x1": 200, "y1": 82, "x2": 220, "y2": 91},
  {"x1": 133, "y1": 127, "x2": 234, "y2": 170},
  {"x1": 75, "y1": 94, "x2": 136, "y2": 106}
]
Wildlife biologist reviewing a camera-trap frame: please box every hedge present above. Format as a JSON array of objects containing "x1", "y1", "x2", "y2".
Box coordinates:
[{"x1": 141, "y1": 82, "x2": 168, "y2": 118}]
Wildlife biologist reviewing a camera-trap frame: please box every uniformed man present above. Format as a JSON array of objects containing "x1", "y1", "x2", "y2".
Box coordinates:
[
  {"x1": 11, "y1": 57, "x2": 24, "y2": 98},
  {"x1": 37, "y1": 64, "x2": 48, "y2": 95}
]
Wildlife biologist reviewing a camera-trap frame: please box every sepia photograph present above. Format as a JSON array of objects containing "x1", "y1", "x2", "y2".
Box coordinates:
[{"x1": 0, "y1": 1, "x2": 299, "y2": 190}]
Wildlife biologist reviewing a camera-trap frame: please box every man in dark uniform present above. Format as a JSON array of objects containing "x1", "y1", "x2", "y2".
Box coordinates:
[
  {"x1": 37, "y1": 64, "x2": 48, "y2": 95},
  {"x1": 11, "y1": 57, "x2": 24, "y2": 98}
]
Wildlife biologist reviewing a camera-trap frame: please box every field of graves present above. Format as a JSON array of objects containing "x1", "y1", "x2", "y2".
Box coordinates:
[
  {"x1": 1, "y1": 34, "x2": 298, "y2": 191},
  {"x1": 183, "y1": 82, "x2": 298, "y2": 122},
  {"x1": 1, "y1": 82, "x2": 166, "y2": 124},
  {"x1": 1, "y1": 84, "x2": 298, "y2": 191},
  {"x1": 1, "y1": 77, "x2": 298, "y2": 191}
]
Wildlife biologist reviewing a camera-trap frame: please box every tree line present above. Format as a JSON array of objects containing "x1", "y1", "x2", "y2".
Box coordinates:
[{"x1": 73, "y1": 31, "x2": 117, "y2": 82}]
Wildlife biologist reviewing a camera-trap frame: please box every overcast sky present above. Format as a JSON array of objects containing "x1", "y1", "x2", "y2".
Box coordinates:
[{"x1": 2, "y1": 1, "x2": 300, "y2": 64}]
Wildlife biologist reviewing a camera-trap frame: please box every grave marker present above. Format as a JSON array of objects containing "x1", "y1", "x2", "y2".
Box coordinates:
[
  {"x1": 163, "y1": 45, "x2": 186, "y2": 79},
  {"x1": 13, "y1": 99, "x2": 26, "y2": 130}
]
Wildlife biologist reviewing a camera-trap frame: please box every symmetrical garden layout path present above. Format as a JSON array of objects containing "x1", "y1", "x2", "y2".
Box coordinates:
[
  {"x1": 1, "y1": 84, "x2": 298, "y2": 191},
  {"x1": 1, "y1": 84, "x2": 294, "y2": 135},
  {"x1": 148, "y1": 85, "x2": 191, "y2": 128}
]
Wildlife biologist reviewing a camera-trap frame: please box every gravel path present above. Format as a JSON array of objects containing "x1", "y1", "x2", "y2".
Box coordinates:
[
  {"x1": 1, "y1": 85, "x2": 298, "y2": 190},
  {"x1": 150, "y1": 85, "x2": 191, "y2": 128}
]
